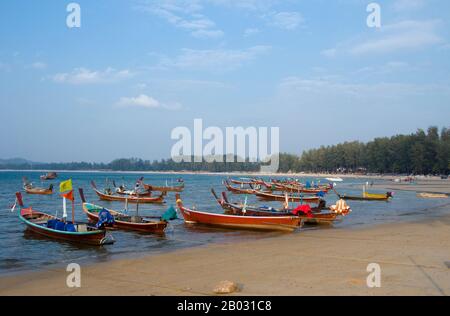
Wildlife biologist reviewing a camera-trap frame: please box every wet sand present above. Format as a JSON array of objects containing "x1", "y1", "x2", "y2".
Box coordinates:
[
  {"x1": 373, "y1": 179, "x2": 450, "y2": 195},
  {"x1": 1, "y1": 209, "x2": 449, "y2": 296}
]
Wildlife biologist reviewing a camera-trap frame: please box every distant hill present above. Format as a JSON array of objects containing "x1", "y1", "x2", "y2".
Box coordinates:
[{"x1": 0, "y1": 158, "x2": 38, "y2": 166}]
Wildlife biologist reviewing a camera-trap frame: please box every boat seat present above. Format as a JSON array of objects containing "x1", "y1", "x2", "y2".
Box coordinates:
[
  {"x1": 130, "y1": 216, "x2": 143, "y2": 223},
  {"x1": 77, "y1": 224, "x2": 88, "y2": 232}
]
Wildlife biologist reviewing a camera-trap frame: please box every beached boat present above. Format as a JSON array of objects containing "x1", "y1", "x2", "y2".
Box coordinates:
[
  {"x1": 176, "y1": 194, "x2": 302, "y2": 232},
  {"x1": 212, "y1": 190, "x2": 338, "y2": 225},
  {"x1": 14, "y1": 192, "x2": 114, "y2": 246},
  {"x1": 79, "y1": 189, "x2": 169, "y2": 233},
  {"x1": 40, "y1": 172, "x2": 57, "y2": 180},
  {"x1": 91, "y1": 181, "x2": 166, "y2": 204},
  {"x1": 334, "y1": 189, "x2": 393, "y2": 201},
  {"x1": 255, "y1": 191, "x2": 321, "y2": 204},
  {"x1": 23, "y1": 178, "x2": 53, "y2": 195}
]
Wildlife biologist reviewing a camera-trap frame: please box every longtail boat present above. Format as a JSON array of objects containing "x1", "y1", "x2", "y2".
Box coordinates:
[
  {"x1": 254, "y1": 190, "x2": 321, "y2": 204},
  {"x1": 23, "y1": 178, "x2": 53, "y2": 195},
  {"x1": 14, "y1": 192, "x2": 114, "y2": 246},
  {"x1": 223, "y1": 180, "x2": 258, "y2": 195},
  {"x1": 213, "y1": 190, "x2": 339, "y2": 225},
  {"x1": 333, "y1": 189, "x2": 392, "y2": 201},
  {"x1": 79, "y1": 189, "x2": 169, "y2": 233},
  {"x1": 141, "y1": 179, "x2": 185, "y2": 192},
  {"x1": 91, "y1": 181, "x2": 166, "y2": 204},
  {"x1": 113, "y1": 180, "x2": 152, "y2": 197},
  {"x1": 270, "y1": 183, "x2": 330, "y2": 194},
  {"x1": 176, "y1": 194, "x2": 302, "y2": 232},
  {"x1": 229, "y1": 178, "x2": 257, "y2": 186},
  {"x1": 40, "y1": 172, "x2": 57, "y2": 180}
]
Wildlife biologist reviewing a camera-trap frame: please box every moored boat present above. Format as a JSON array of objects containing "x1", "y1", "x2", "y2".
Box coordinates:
[
  {"x1": 14, "y1": 192, "x2": 114, "y2": 246},
  {"x1": 79, "y1": 189, "x2": 170, "y2": 233},
  {"x1": 254, "y1": 190, "x2": 321, "y2": 204},
  {"x1": 141, "y1": 179, "x2": 185, "y2": 192},
  {"x1": 176, "y1": 194, "x2": 302, "y2": 232},
  {"x1": 223, "y1": 180, "x2": 258, "y2": 195},
  {"x1": 40, "y1": 172, "x2": 57, "y2": 180},
  {"x1": 91, "y1": 181, "x2": 166, "y2": 204},
  {"x1": 23, "y1": 177, "x2": 53, "y2": 195},
  {"x1": 213, "y1": 190, "x2": 340, "y2": 225},
  {"x1": 334, "y1": 189, "x2": 393, "y2": 201}
]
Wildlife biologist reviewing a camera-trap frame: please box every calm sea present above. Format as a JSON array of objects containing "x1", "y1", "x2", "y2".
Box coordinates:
[{"x1": 0, "y1": 171, "x2": 448, "y2": 275}]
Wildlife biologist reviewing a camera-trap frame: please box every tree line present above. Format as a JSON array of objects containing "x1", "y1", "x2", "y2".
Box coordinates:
[
  {"x1": 280, "y1": 127, "x2": 449, "y2": 175},
  {"x1": 1, "y1": 127, "x2": 449, "y2": 175}
]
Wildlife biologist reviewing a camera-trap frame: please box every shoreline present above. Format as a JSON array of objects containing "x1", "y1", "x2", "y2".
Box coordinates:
[
  {"x1": 1, "y1": 169, "x2": 445, "y2": 181},
  {"x1": 1, "y1": 210, "x2": 449, "y2": 296}
]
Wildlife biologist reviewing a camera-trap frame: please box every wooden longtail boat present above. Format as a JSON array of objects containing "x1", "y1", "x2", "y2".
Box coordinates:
[
  {"x1": 113, "y1": 181, "x2": 152, "y2": 197},
  {"x1": 333, "y1": 189, "x2": 392, "y2": 201},
  {"x1": 141, "y1": 179, "x2": 185, "y2": 192},
  {"x1": 255, "y1": 191, "x2": 321, "y2": 204},
  {"x1": 213, "y1": 190, "x2": 338, "y2": 225},
  {"x1": 15, "y1": 192, "x2": 114, "y2": 246},
  {"x1": 91, "y1": 181, "x2": 166, "y2": 204},
  {"x1": 23, "y1": 178, "x2": 53, "y2": 195},
  {"x1": 229, "y1": 178, "x2": 257, "y2": 186},
  {"x1": 270, "y1": 183, "x2": 329, "y2": 194},
  {"x1": 176, "y1": 194, "x2": 302, "y2": 232},
  {"x1": 79, "y1": 189, "x2": 168, "y2": 233},
  {"x1": 24, "y1": 184, "x2": 53, "y2": 195},
  {"x1": 223, "y1": 180, "x2": 258, "y2": 195},
  {"x1": 258, "y1": 179, "x2": 331, "y2": 193},
  {"x1": 40, "y1": 172, "x2": 57, "y2": 180}
]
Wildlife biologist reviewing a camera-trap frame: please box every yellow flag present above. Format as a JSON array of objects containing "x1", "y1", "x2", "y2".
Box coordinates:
[{"x1": 59, "y1": 179, "x2": 73, "y2": 193}]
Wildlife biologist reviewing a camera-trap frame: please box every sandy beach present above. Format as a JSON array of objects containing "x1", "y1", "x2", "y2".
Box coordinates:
[{"x1": 1, "y1": 205, "x2": 449, "y2": 296}]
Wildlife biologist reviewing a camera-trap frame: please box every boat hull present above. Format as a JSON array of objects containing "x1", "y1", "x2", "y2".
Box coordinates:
[
  {"x1": 143, "y1": 183, "x2": 184, "y2": 192},
  {"x1": 24, "y1": 188, "x2": 53, "y2": 195},
  {"x1": 179, "y1": 207, "x2": 301, "y2": 232}
]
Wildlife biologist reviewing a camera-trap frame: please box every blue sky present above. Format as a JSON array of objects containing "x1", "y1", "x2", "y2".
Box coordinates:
[{"x1": 1, "y1": 0, "x2": 449, "y2": 162}]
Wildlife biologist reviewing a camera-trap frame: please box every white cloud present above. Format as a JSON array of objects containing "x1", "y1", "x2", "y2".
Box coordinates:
[
  {"x1": 52, "y1": 67, "x2": 133, "y2": 84},
  {"x1": 323, "y1": 20, "x2": 443, "y2": 57},
  {"x1": 267, "y1": 11, "x2": 303, "y2": 30},
  {"x1": 321, "y1": 48, "x2": 337, "y2": 58},
  {"x1": 191, "y1": 29, "x2": 224, "y2": 39},
  {"x1": 354, "y1": 61, "x2": 411, "y2": 76},
  {"x1": 244, "y1": 28, "x2": 260, "y2": 37},
  {"x1": 116, "y1": 94, "x2": 182, "y2": 110},
  {"x1": 158, "y1": 45, "x2": 271, "y2": 71},
  {"x1": 208, "y1": 0, "x2": 277, "y2": 12},
  {"x1": 137, "y1": 1, "x2": 223, "y2": 39},
  {"x1": 351, "y1": 20, "x2": 442, "y2": 55},
  {"x1": 392, "y1": 0, "x2": 425, "y2": 12},
  {"x1": 31, "y1": 62, "x2": 47, "y2": 70},
  {"x1": 278, "y1": 76, "x2": 450, "y2": 102}
]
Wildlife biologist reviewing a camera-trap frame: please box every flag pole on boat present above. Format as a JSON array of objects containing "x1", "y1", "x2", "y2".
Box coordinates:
[{"x1": 59, "y1": 179, "x2": 73, "y2": 222}]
